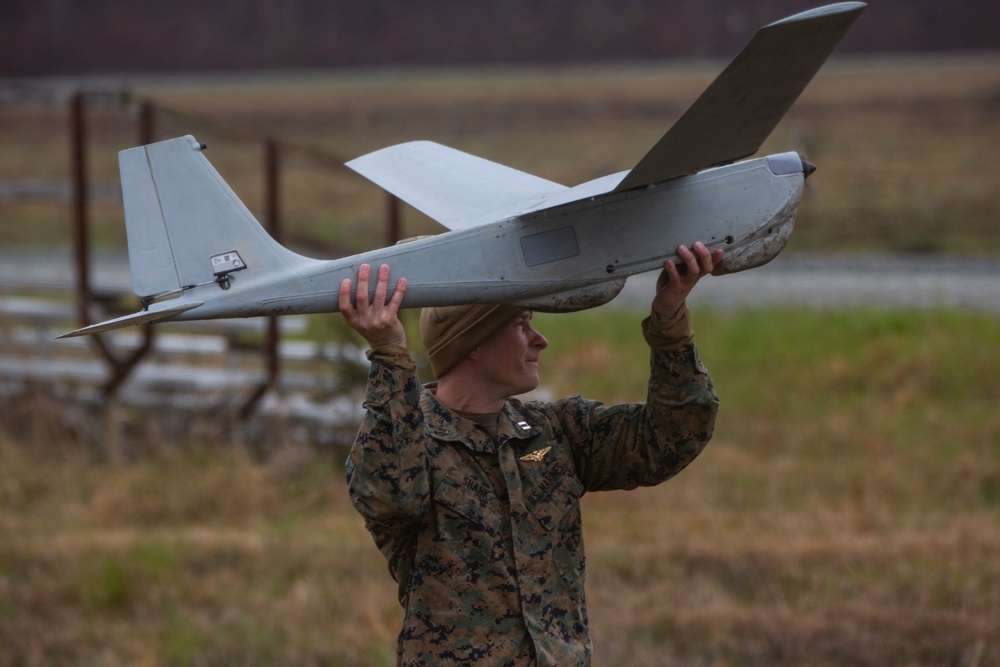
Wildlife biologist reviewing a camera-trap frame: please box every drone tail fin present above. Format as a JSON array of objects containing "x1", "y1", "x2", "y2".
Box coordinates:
[
  {"x1": 119, "y1": 136, "x2": 307, "y2": 301},
  {"x1": 58, "y1": 136, "x2": 314, "y2": 338}
]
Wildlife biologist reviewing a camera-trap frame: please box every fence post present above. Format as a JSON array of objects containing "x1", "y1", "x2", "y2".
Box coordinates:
[
  {"x1": 387, "y1": 194, "x2": 401, "y2": 246},
  {"x1": 69, "y1": 91, "x2": 91, "y2": 331},
  {"x1": 138, "y1": 100, "x2": 154, "y2": 144},
  {"x1": 69, "y1": 91, "x2": 116, "y2": 366},
  {"x1": 70, "y1": 90, "x2": 122, "y2": 462},
  {"x1": 264, "y1": 139, "x2": 281, "y2": 393},
  {"x1": 95, "y1": 98, "x2": 162, "y2": 399},
  {"x1": 241, "y1": 138, "x2": 282, "y2": 417}
]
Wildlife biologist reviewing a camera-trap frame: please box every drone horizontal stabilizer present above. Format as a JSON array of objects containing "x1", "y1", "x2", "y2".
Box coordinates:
[
  {"x1": 57, "y1": 301, "x2": 203, "y2": 339},
  {"x1": 615, "y1": 1, "x2": 865, "y2": 191}
]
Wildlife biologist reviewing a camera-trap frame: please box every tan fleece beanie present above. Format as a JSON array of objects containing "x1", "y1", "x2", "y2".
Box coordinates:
[{"x1": 420, "y1": 303, "x2": 525, "y2": 378}]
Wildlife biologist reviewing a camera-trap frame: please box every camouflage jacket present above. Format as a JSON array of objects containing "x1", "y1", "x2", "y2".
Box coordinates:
[{"x1": 346, "y1": 308, "x2": 718, "y2": 666}]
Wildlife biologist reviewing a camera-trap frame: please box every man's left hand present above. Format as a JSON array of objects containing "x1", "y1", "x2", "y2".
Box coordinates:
[{"x1": 652, "y1": 242, "x2": 723, "y2": 319}]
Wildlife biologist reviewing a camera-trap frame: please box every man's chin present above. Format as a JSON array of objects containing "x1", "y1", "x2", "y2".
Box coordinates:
[{"x1": 519, "y1": 377, "x2": 540, "y2": 395}]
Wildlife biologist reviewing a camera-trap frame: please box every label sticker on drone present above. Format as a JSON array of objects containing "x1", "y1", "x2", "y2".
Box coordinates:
[{"x1": 211, "y1": 251, "x2": 247, "y2": 276}]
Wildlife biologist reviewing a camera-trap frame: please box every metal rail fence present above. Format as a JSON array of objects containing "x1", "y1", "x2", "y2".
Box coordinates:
[{"x1": 1, "y1": 83, "x2": 402, "y2": 443}]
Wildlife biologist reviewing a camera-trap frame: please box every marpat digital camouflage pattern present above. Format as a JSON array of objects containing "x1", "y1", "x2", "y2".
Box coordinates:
[{"x1": 346, "y1": 308, "x2": 719, "y2": 665}]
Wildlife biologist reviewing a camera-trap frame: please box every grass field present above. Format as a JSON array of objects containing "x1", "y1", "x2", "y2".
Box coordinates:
[
  {"x1": 2, "y1": 57, "x2": 999, "y2": 665},
  {"x1": 2, "y1": 307, "x2": 999, "y2": 666}
]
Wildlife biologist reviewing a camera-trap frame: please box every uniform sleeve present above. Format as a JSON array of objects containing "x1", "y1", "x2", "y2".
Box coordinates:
[
  {"x1": 561, "y1": 305, "x2": 719, "y2": 491},
  {"x1": 345, "y1": 345, "x2": 432, "y2": 530},
  {"x1": 642, "y1": 302, "x2": 695, "y2": 351}
]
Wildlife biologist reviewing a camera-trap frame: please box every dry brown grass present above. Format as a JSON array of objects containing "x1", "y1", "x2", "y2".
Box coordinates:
[
  {"x1": 0, "y1": 420, "x2": 401, "y2": 666},
  {"x1": 2, "y1": 307, "x2": 999, "y2": 666}
]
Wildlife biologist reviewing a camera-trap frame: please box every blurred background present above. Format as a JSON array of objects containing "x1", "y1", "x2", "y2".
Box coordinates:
[
  {"x1": 1, "y1": 2, "x2": 999, "y2": 666},
  {"x1": 3, "y1": 1, "x2": 998, "y2": 74}
]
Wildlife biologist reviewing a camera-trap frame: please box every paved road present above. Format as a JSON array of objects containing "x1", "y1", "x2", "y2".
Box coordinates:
[
  {"x1": 616, "y1": 253, "x2": 1000, "y2": 313},
  {"x1": 2, "y1": 250, "x2": 999, "y2": 313}
]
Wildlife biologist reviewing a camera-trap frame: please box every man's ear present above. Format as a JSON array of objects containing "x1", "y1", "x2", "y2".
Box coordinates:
[{"x1": 466, "y1": 347, "x2": 481, "y2": 361}]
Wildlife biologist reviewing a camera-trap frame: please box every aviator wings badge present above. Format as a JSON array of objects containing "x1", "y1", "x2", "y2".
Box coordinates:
[{"x1": 519, "y1": 446, "x2": 552, "y2": 462}]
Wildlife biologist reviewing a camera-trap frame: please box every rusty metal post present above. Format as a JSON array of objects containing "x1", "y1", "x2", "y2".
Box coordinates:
[
  {"x1": 387, "y1": 194, "x2": 402, "y2": 246},
  {"x1": 70, "y1": 94, "x2": 161, "y2": 404},
  {"x1": 241, "y1": 139, "x2": 282, "y2": 416},
  {"x1": 134, "y1": 99, "x2": 157, "y2": 354},
  {"x1": 385, "y1": 194, "x2": 411, "y2": 329},
  {"x1": 102, "y1": 99, "x2": 159, "y2": 397},
  {"x1": 133, "y1": 100, "x2": 156, "y2": 353},
  {"x1": 264, "y1": 139, "x2": 281, "y2": 391},
  {"x1": 71, "y1": 90, "x2": 122, "y2": 462},
  {"x1": 69, "y1": 91, "x2": 91, "y2": 330},
  {"x1": 70, "y1": 91, "x2": 115, "y2": 368},
  {"x1": 138, "y1": 100, "x2": 154, "y2": 145}
]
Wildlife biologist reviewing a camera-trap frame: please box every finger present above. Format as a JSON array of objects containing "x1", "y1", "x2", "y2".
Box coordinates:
[
  {"x1": 661, "y1": 257, "x2": 681, "y2": 289},
  {"x1": 355, "y1": 264, "x2": 372, "y2": 315},
  {"x1": 679, "y1": 244, "x2": 701, "y2": 277},
  {"x1": 372, "y1": 264, "x2": 390, "y2": 313},
  {"x1": 692, "y1": 241, "x2": 714, "y2": 273},
  {"x1": 710, "y1": 248, "x2": 724, "y2": 271},
  {"x1": 387, "y1": 277, "x2": 408, "y2": 312},
  {"x1": 338, "y1": 278, "x2": 355, "y2": 317}
]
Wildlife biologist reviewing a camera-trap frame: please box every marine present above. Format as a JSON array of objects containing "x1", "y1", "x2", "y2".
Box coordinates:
[{"x1": 340, "y1": 241, "x2": 721, "y2": 665}]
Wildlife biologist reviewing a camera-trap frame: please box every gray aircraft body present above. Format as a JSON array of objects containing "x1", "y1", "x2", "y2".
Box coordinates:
[{"x1": 62, "y1": 3, "x2": 865, "y2": 339}]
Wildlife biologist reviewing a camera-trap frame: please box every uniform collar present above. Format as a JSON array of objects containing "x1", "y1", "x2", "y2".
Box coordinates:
[{"x1": 421, "y1": 384, "x2": 541, "y2": 452}]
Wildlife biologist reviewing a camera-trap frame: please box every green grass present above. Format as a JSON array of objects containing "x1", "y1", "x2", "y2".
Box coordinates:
[{"x1": 2, "y1": 307, "x2": 998, "y2": 666}]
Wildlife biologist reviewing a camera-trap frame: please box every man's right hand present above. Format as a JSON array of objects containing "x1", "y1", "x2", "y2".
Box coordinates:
[{"x1": 339, "y1": 263, "x2": 408, "y2": 349}]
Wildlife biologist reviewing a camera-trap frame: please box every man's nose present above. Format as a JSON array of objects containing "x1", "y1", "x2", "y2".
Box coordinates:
[{"x1": 531, "y1": 327, "x2": 548, "y2": 349}]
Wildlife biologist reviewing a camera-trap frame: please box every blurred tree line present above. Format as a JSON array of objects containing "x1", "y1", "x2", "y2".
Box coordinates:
[{"x1": 2, "y1": 0, "x2": 998, "y2": 76}]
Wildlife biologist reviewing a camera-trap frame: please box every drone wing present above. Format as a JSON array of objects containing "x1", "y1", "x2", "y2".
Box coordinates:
[
  {"x1": 347, "y1": 4, "x2": 864, "y2": 222},
  {"x1": 346, "y1": 140, "x2": 567, "y2": 230},
  {"x1": 615, "y1": 2, "x2": 865, "y2": 191}
]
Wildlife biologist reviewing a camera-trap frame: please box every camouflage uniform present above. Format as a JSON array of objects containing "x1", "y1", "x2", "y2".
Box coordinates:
[{"x1": 346, "y1": 306, "x2": 718, "y2": 666}]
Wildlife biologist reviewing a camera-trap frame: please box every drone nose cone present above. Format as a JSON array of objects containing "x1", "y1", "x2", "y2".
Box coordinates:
[{"x1": 801, "y1": 157, "x2": 817, "y2": 179}]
